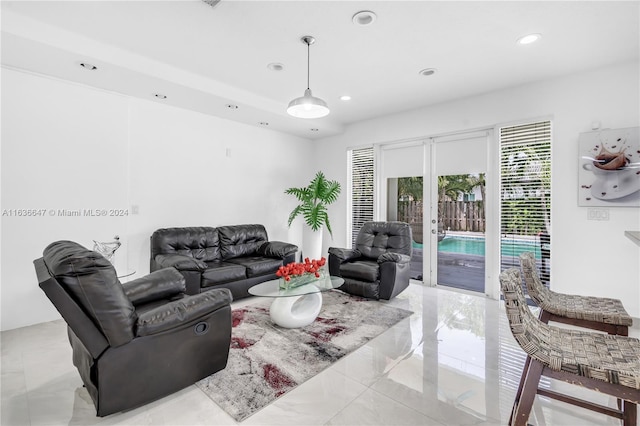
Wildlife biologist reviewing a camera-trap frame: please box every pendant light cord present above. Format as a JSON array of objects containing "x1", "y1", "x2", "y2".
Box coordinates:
[{"x1": 306, "y1": 41, "x2": 310, "y2": 90}]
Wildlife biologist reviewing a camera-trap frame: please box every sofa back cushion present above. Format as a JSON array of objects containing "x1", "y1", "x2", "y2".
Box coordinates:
[
  {"x1": 43, "y1": 240, "x2": 136, "y2": 347},
  {"x1": 356, "y1": 221, "x2": 412, "y2": 259},
  {"x1": 150, "y1": 227, "x2": 220, "y2": 262},
  {"x1": 218, "y1": 224, "x2": 268, "y2": 260}
]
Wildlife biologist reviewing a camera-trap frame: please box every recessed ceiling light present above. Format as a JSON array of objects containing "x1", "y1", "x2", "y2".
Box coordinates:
[
  {"x1": 225, "y1": 104, "x2": 239, "y2": 109},
  {"x1": 352, "y1": 10, "x2": 377, "y2": 26},
  {"x1": 340, "y1": 95, "x2": 352, "y2": 101},
  {"x1": 154, "y1": 93, "x2": 167, "y2": 99},
  {"x1": 267, "y1": 63, "x2": 285, "y2": 71},
  {"x1": 79, "y1": 62, "x2": 97, "y2": 70},
  {"x1": 517, "y1": 33, "x2": 541, "y2": 45},
  {"x1": 419, "y1": 68, "x2": 437, "y2": 77}
]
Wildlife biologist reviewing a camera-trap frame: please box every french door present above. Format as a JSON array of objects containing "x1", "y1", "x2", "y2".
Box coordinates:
[{"x1": 380, "y1": 130, "x2": 494, "y2": 295}]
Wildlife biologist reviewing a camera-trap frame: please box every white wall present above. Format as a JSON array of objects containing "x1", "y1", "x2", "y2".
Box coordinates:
[
  {"x1": 1, "y1": 68, "x2": 314, "y2": 331},
  {"x1": 3, "y1": 61, "x2": 639, "y2": 330},
  {"x1": 315, "y1": 61, "x2": 640, "y2": 317},
  {"x1": 124, "y1": 98, "x2": 314, "y2": 278}
]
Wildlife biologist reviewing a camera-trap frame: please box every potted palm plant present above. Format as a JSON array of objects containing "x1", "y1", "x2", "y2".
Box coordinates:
[{"x1": 285, "y1": 171, "x2": 341, "y2": 260}]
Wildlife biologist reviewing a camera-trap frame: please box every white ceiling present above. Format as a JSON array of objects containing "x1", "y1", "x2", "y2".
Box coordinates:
[{"x1": 2, "y1": 1, "x2": 639, "y2": 139}]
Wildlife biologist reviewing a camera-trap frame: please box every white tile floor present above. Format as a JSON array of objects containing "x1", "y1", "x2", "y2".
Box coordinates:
[{"x1": 2, "y1": 282, "x2": 638, "y2": 425}]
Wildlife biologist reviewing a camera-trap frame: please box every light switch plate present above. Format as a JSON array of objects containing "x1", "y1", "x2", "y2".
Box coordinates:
[{"x1": 587, "y1": 208, "x2": 609, "y2": 221}]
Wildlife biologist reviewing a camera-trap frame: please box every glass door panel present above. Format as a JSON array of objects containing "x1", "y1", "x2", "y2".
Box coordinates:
[
  {"x1": 388, "y1": 176, "x2": 424, "y2": 280},
  {"x1": 436, "y1": 173, "x2": 486, "y2": 291},
  {"x1": 380, "y1": 142, "x2": 426, "y2": 282},
  {"x1": 431, "y1": 133, "x2": 489, "y2": 293}
]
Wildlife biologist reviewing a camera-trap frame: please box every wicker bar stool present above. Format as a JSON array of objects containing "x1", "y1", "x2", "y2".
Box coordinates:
[
  {"x1": 519, "y1": 251, "x2": 633, "y2": 336},
  {"x1": 500, "y1": 268, "x2": 640, "y2": 426}
]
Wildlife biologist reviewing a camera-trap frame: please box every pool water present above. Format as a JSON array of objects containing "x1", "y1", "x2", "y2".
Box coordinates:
[
  {"x1": 440, "y1": 237, "x2": 541, "y2": 258},
  {"x1": 414, "y1": 237, "x2": 541, "y2": 259}
]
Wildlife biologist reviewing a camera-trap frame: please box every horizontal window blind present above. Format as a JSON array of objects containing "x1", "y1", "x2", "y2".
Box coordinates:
[
  {"x1": 350, "y1": 147, "x2": 374, "y2": 246},
  {"x1": 500, "y1": 121, "x2": 552, "y2": 286}
]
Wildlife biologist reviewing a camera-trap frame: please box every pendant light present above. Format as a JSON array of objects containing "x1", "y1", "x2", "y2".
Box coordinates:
[{"x1": 287, "y1": 36, "x2": 330, "y2": 119}]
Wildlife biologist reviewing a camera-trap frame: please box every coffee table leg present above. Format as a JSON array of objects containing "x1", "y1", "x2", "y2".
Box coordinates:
[{"x1": 269, "y1": 292, "x2": 322, "y2": 328}]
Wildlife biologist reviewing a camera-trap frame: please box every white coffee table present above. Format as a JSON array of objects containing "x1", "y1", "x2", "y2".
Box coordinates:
[{"x1": 248, "y1": 275, "x2": 344, "y2": 328}]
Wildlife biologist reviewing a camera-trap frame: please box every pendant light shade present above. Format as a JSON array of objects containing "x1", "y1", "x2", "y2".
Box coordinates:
[
  {"x1": 287, "y1": 36, "x2": 330, "y2": 119},
  {"x1": 287, "y1": 88, "x2": 330, "y2": 118}
]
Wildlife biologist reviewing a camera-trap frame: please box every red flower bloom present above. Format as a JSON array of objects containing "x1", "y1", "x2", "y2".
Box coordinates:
[{"x1": 276, "y1": 257, "x2": 326, "y2": 281}]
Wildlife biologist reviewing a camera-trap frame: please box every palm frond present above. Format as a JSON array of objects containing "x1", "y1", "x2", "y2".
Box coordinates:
[
  {"x1": 321, "y1": 181, "x2": 341, "y2": 204},
  {"x1": 285, "y1": 187, "x2": 312, "y2": 203},
  {"x1": 287, "y1": 205, "x2": 303, "y2": 227},
  {"x1": 320, "y1": 211, "x2": 333, "y2": 236}
]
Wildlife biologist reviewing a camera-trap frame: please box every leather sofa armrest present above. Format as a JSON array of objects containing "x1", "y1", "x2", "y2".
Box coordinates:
[
  {"x1": 328, "y1": 247, "x2": 361, "y2": 262},
  {"x1": 135, "y1": 288, "x2": 232, "y2": 337},
  {"x1": 155, "y1": 254, "x2": 207, "y2": 271},
  {"x1": 257, "y1": 241, "x2": 298, "y2": 258},
  {"x1": 122, "y1": 268, "x2": 186, "y2": 306},
  {"x1": 377, "y1": 252, "x2": 411, "y2": 264}
]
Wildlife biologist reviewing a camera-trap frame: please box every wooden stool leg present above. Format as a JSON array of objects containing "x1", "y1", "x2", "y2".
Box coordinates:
[
  {"x1": 610, "y1": 326, "x2": 629, "y2": 410},
  {"x1": 511, "y1": 359, "x2": 543, "y2": 426},
  {"x1": 623, "y1": 401, "x2": 636, "y2": 426},
  {"x1": 509, "y1": 356, "x2": 532, "y2": 425}
]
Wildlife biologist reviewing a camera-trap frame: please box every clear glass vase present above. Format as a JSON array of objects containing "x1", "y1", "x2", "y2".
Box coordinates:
[{"x1": 279, "y1": 271, "x2": 322, "y2": 290}]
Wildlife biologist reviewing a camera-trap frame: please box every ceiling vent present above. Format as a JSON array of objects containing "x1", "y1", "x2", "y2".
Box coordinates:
[{"x1": 201, "y1": 0, "x2": 221, "y2": 9}]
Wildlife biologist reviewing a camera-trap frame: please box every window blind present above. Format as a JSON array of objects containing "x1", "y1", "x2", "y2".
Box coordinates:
[
  {"x1": 499, "y1": 121, "x2": 552, "y2": 284},
  {"x1": 350, "y1": 147, "x2": 374, "y2": 246}
]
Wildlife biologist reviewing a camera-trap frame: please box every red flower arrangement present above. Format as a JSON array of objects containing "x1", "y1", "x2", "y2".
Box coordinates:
[{"x1": 276, "y1": 257, "x2": 326, "y2": 281}]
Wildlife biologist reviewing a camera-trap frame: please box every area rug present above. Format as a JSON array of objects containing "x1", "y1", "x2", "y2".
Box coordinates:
[{"x1": 195, "y1": 290, "x2": 413, "y2": 422}]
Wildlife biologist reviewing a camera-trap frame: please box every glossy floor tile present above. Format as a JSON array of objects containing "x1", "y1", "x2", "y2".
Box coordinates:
[{"x1": 2, "y1": 282, "x2": 638, "y2": 425}]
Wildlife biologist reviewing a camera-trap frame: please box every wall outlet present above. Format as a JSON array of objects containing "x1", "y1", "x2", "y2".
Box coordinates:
[{"x1": 587, "y1": 208, "x2": 609, "y2": 221}]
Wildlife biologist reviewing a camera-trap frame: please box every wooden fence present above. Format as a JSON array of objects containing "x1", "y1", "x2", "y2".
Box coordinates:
[
  {"x1": 397, "y1": 200, "x2": 486, "y2": 234},
  {"x1": 439, "y1": 201, "x2": 485, "y2": 232}
]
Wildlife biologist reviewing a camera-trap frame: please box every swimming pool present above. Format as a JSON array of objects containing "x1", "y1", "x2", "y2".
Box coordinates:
[
  {"x1": 414, "y1": 236, "x2": 542, "y2": 258},
  {"x1": 441, "y1": 236, "x2": 541, "y2": 258}
]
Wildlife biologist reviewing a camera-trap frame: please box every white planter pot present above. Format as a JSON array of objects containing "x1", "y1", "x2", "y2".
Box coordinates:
[{"x1": 302, "y1": 227, "x2": 323, "y2": 260}]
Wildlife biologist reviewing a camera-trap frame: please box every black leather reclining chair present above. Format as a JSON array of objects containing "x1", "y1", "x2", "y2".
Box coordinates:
[
  {"x1": 34, "y1": 240, "x2": 232, "y2": 417},
  {"x1": 328, "y1": 221, "x2": 413, "y2": 300}
]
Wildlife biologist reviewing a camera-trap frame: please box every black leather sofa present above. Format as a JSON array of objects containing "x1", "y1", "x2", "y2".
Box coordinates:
[
  {"x1": 328, "y1": 221, "x2": 413, "y2": 300},
  {"x1": 150, "y1": 224, "x2": 298, "y2": 300},
  {"x1": 35, "y1": 240, "x2": 232, "y2": 417}
]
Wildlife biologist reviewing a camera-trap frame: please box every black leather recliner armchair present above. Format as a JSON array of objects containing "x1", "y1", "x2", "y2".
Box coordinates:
[
  {"x1": 34, "y1": 240, "x2": 232, "y2": 417},
  {"x1": 328, "y1": 221, "x2": 413, "y2": 300}
]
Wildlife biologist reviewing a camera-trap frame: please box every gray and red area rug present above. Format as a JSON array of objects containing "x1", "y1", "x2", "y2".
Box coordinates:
[{"x1": 196, "y1": 290, "x2": 412, "y2": 422}]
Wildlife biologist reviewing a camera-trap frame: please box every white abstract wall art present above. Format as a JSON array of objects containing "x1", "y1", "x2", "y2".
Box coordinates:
[{"x1": 578, "y1": 127, "x2": 640, "y2": 207}]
